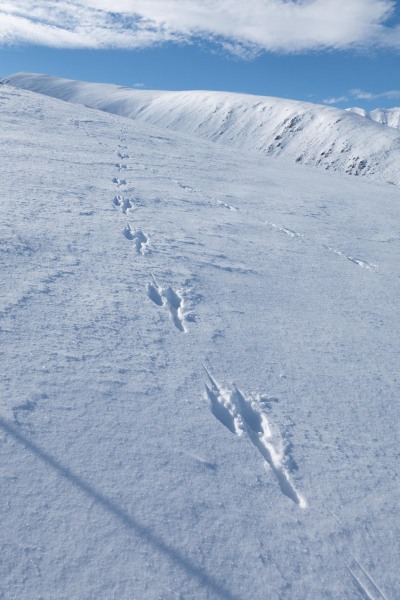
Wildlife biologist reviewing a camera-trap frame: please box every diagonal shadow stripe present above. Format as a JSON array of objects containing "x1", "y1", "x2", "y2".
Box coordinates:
[{"x1": 0, "y1": 416, "x2": 239, "y2": 600}]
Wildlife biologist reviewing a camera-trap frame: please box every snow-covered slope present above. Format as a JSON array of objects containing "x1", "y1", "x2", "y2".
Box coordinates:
[
  {"x1": 3, "y1": 72, "x2": 400, "y2": 186},
  {"x1": 347, "y1": 106, "x2": 400, "y2": 130},
  {"x1": 1, "y1": 83, "x2": 400, "y2": 599}
]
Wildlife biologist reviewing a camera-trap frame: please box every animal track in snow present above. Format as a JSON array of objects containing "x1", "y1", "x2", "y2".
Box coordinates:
[
  {"x1": 147, "y1": 281, "x2": 163, "y2": 306},
  {"x1": 113, "y1": 195, "x2": 134, "y2": 214},
  {"x1": 347, "y1": 256, "x2": 377, "y2": 270},
  {"x1": 177, "y1": 182, "x2": 195, "y2": 192},
  {"x1": 147, "y1": 275, "x2": 187, "y2": 332},
  {"x1": 266, "y1": 221, "x2": 378, "y2": 271},
  {"x1": 117, "y1": 152, "x2": 130, "y2": 159},
  {"x1": 203, "y1": 366, "x2": 307, "y2": 508},
  {"x1": 324, "y1": 246, "x2": 378, "y2": 271},
  {"x1": 265, "y1": 221, "x2": 302, "y2": 238},
  {"x1": 347, "y1": 556, "x2": 388, "y2": 600},
  {"x1": 112, "y1": 177, "x2": 126, "y2": 186},
  {"x1": 123, "y1": 225, "x2": 149, "y2": 255},
  {"x1": 217, "y1": 200, "x2": 237, "y2": 211},
  {"x1": 116, "y1": 163, "x2": 129, "y2": 171}
]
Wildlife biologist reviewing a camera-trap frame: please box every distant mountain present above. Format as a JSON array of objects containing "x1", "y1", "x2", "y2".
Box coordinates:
[
  {"x1": 347, "y1": 107, "x2": 400, "y2": 130},
  {"x1": 3, "y1": 72, "x2": 400, "y2": 185}
]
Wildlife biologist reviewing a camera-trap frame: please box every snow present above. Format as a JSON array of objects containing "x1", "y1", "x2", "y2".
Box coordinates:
[
  {"x1": 347, "y1": 107, "x2": 400, "y2": 130},
  {"x1": 3, "y1": 72, "x2": 400, "y2": 186},
  {"x1": 1, "y1": 82, "x2": 400, "y2": 599}
]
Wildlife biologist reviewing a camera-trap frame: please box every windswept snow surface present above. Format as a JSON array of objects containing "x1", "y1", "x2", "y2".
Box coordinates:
[
  {"x1": 4, "y1": 72, "x2": 400, "y2": 186},
  {"x1": 347, "y1": 107, "x2": 400, "y2": 130},
  {"x1": 1, "y1": 84, "x2": 399, "y2": 599}
]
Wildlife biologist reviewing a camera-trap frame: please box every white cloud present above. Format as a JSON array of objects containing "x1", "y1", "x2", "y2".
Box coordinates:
[
  {"x1": 0, "y1": 0, "x2": 400, "y2": 54},
  {"x1": 323, "y1": 88, "x2": 400, "y2": 106},
  {"x1": 350, "y1": 88, "x2": 400, "y2": 99},
  {"x1": 323, "y1": 95, "x2": 350, "y2": 104}
]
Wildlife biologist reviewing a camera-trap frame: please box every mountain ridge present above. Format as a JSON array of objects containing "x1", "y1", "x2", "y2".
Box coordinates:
[
  {"x1": 3, "y1": 72, "x2": 400, "y2": 186},
  {"x1": 347, "y1": 106, "x2": 400, "y2": 130}
]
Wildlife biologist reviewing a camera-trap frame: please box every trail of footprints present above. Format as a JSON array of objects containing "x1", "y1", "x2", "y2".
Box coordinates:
[
  {"x1": 109, "y1": 133, "x2": 389, "y2": 595},
  {"x1": 110, "y1": 134, "x2": 379, "y2": 533},
  {"x1": 109, "y1": 132, "x2": 308, "y2": 508},
  {"x1": 203, "y1": 365, "x2": 307, "y2": 508},
  {"x1": 170, "y1": 182, "x2": 378, "y2": 273},
  {"x1": 196, "y1": 211, "x2": 382, "y2": 583},
  {"x1": 111, "y1": 134, "x2": 188, "y2": 333},
  {"x1": 265, "y1": 221, "x2": 378, "y2": 271},
  {"x1": 111, "y1": 132, "x2": 310, "y2": 512},
  {"x1": 324, "y1": 245, "x2": 378, "y2": 271}
]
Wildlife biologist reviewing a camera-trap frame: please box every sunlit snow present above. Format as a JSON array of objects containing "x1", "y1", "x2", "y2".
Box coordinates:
[
  {"x1": 5, "y1": 72, "x2": 400, "y2": 186},
  {"x1": 0, "y1": 80, "x2": 399, "y2": 599}
]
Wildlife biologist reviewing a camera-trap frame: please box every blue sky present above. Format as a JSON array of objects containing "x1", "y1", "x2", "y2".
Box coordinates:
[{"x1": 1, "y1": 1, "x2": 400, "y2": 109}]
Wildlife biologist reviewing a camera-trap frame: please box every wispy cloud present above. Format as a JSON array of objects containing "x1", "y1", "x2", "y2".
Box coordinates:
[
  {"x1": 350, "y1": 88, "x2": 400, "y2": 100},
  {"x1": 324, "y1": 88, "x2": 400, "y2": 105},
  {"x1": 324, "y1": 95, "x2": 350, "y2": 105},
  {"x1": 0, "y1": 1, "x2": 400, "y2": 54}
]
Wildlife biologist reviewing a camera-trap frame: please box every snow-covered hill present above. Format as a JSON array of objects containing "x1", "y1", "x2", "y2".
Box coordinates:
[
  {"x1": 347, "y1": 106, "x2": 400, "y2": 130},
  {"x1": 3, "y1": 72, "x2": 400, "y2": 186},
  {"x1": 1, "y1": 82, "x2": 399, "y2": 599}
]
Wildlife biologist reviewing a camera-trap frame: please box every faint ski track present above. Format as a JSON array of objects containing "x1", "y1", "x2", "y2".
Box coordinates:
[
  {"x1": 203, "y1": 365, "x2": 307, "y2": 508},
  {"x1": 347, "y1": 556, "x2": 389, "y2": 600}
]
